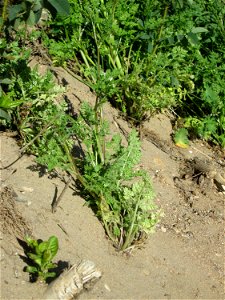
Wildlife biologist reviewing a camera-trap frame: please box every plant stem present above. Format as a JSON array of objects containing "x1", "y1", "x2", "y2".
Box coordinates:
[
  {"x1": 62, "y1": 140, "x2": 116, "y2": 243},
  {"x1": 61, "y1": 141, "x2": 87, "y2": 188},
  {"x1": 152, "y1": 5, "x2": 168, "y2": 56},
  {"x1": 0, "y1": 0, "x2": 8, "y2": 33},
  {"x1": 99, "y1": 194, "x2": 117, "y2": 243},
  {"x1": 121, "y1": 202, "x2": 138, "y2": 251},
  {"x1": 121, "y1": 187, "x2": 144, "y2": 251},
  {"x1": 92, "y1": 20, "x2": 101, "y2": 81}
]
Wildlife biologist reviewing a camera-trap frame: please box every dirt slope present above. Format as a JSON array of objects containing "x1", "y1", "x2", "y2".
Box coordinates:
[{"x1": 0, "y1": 63, "x2": 224, "y2": 299}]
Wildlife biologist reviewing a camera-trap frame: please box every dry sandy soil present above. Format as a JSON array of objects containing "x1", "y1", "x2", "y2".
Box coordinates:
[{"x1": 0, "y1": 61, "x2": 225, "y2": 299}]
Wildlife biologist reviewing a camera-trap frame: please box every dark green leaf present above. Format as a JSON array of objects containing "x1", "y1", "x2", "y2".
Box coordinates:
[
  {"x1": 140, "y1": 34, "x2": 150, "y2": 40},
  {"x1": 147, "y1": 42, "x2": 153, "y2": 53},
  {"x1": 14, "y1": 18, "x2": 22, "y2": 30},
  {"x1": 188, "y1": 32, "x2": 199, "y2": 45},
  {"x1": 33, "y1": 1, "x2": 43, "y2": 12},
  {"x1": 47, "y1": 0, "x2": 70, "y2": 16},
  {"x1": 26, "y1": 10, "x2": 36, "y2": 26},
  {"x1": 34, "y1": 9, "x2": 42, "y2": 23},
  {"x1": 8, "y1": 4, "x2": 24, "y2": 22},
  {"x1": 0, "y1": 108, "x2": 11, "y2": 121}
]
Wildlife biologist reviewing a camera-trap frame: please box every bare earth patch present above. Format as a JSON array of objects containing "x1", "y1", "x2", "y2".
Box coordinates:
[{"x1": 0, "y1": 62, "x2": 224, "y2": 299}]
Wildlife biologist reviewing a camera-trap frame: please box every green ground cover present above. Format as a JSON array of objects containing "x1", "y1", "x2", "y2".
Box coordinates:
[
  {"x1": 43, "y1": 0, "x2": 225, "y2": 147},
  {"x1": 0, "y1": 0, "x2": 224, "y2": 250}
]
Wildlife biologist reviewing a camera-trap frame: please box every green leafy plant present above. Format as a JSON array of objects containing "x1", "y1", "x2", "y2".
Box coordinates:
[
  {"x1": 0, "y1": 90, "x2": 24, "y2": 122},
  {"x1": 24, "y1": 235, "x2": 59, "y2": 282},
  {"x1": 1, "y1": 0, "x2": 160, "y2": 251},
  {"x1": 20, "y1": 96, "x2": 159, "y2": 251},
  {"x1": 41, "y1": 0, "x2": 197, "y2": 123},
  {"x1": 42, "y1": 0, "x2": 225, "y2": 147},
  {"x1": 0, "y1": 35, "x2": 64, "y2": 133},
  {"x1": 67, "y1": 106, "x2": 159, "y2": 250},
  {"x1": 0, "y1": 37, "x2": 30, "y2": 124},
  {"x1": 7, "y1": 0, "x2": 70, "y2": 29},
  {"x1": 43, "y1": 0, "x2": 184, "y2": 123}
]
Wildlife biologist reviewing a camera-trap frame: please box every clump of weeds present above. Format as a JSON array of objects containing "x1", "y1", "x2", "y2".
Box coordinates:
[{"x1": 26, "y1": 97, "x2": 160, "y2": 251}]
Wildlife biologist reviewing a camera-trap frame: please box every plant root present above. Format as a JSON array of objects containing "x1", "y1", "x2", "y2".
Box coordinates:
[{"x1": 43, "y1": 260, "x2": 102, "y2": 299}]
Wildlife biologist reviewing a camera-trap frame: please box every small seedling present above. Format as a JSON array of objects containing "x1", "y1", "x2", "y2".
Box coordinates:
[{"x1": 24, "y1": 235, "x2": 59, "y2": 282}]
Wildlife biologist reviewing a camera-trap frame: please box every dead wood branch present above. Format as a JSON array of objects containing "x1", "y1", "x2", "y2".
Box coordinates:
[{"x1": 43, "y1": 260, "x2": 102, "y2": 300}]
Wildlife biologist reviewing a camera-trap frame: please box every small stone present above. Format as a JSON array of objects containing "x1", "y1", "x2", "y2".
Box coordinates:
[
  {"x1": 161, "y1": 226, "x2": 167, "y2": 233},
  {"x1": 215, "y1": 253, "x2": 222, "y2": 257},
  {"x1": 143, "y1": 269, "x2": 150, "y2": 276},
  {"x1": 21, "y1": 186, "x2": 34, "y2": 193},
  {"x1": 104, "y1": 284, "x2": 111, "y2": 292}
]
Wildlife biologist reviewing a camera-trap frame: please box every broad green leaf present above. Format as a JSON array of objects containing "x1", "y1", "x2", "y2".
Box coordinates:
[
  {"x1": 171, "y1": 76, "x2": 180, "y2": 87},
  {"x1": 46, "y1": 236, "x2": 58, "y2": 259},
  {"x1": 0, "y1": 108, "x2": 11, "y2": 121},
  {"x1": 0, "y1": 96, "x2": 23, "y2": 109},
  {"x1": 188, "y1": 32, "x2": 199, "y2": 45},
  {"x1": 191, "y1": 27, "x2": 208, "y2": 34},
  {"x1": 147, "y1": 42, "x2": 153, "y2": 53},
  {"x1": 38, "y1": 241, "x2": 48, "y2": 253},
  {"x1": 43, "y1": 249, "x2": 52, "y2": 263},
  {"x1": 168, "y1": 36, "x2": 175, "y2": 44},
  {"x1": 33, "y1": 1, "x2": 43, "y2": 11},
  {"x1": 47, "y1": 0, "x2": 70, "y2": 16},
  {"x1": 27, "y1": 9, "x2": 43, "y2": 25},
  {"x1": 26, "y1": 10, "x2": 36, "y2": 26},
  {"x1": 14, "y1": 18, "x2": 22, "y2": 30},
  {"x1": 177, "y1": 0, "x2": 184, "y2": 8},
  {"x1": 177, "y1": 34, "x2": 185, "y2": 41},
  {"x1": 140, "y1": 34, "x2": 150, "y2": 40},
  {"x1": 34, "y1": 9, "x2": 43, "y2": 23},
  {"x1": 33, "y1": 257, "x2": 42, "y2": 267},
  {"x1": 8, "y1": 4, "x2": 23, "y2": 22}
]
